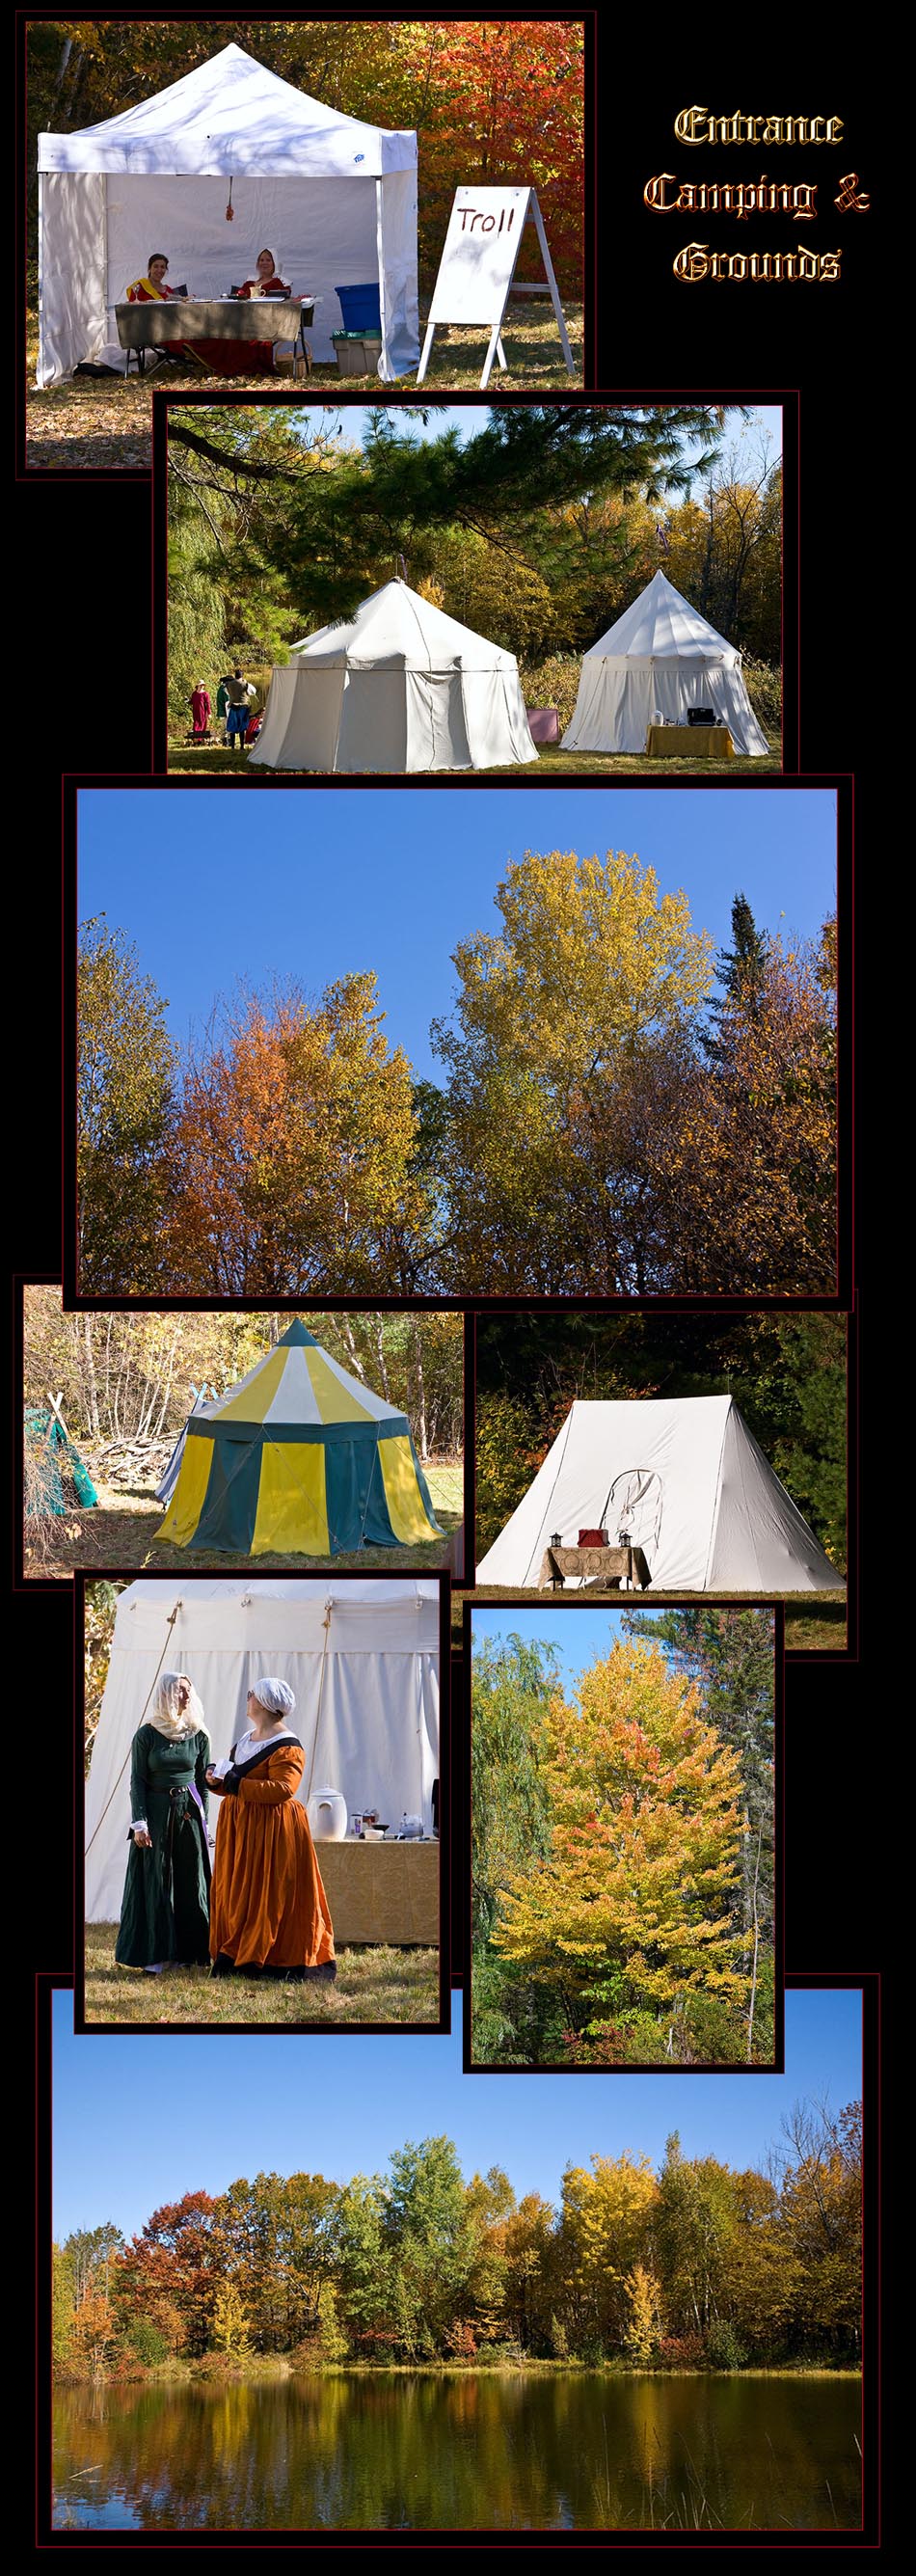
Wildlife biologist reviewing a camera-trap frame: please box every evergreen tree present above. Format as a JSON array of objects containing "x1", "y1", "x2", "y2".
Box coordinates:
[{"x1": 703, "y1": 891, "x2": 769, "y2": 1060}]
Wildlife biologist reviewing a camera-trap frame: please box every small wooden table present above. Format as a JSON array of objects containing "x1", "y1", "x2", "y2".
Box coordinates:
[
  {"x1": 645, "y1": 724, "x2": 735, "y2": 760},
  {"x1": 315, "y1": 1838, "x2": 440, "y2": 1946},
  {"x1": 536, "y1": 1542, "x2": 651, "y2": 1591}
]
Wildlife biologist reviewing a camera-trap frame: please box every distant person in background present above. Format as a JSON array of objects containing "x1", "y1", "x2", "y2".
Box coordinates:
[
  {"x1": 216, "y1": 675, "x2": 232, "y2": 741},
  {"x1": 225, "y1": 669, "x2": 256, "y2": 748},
  {"x1": 190, "y1": 682, "x2": 211, "y2": 740}
]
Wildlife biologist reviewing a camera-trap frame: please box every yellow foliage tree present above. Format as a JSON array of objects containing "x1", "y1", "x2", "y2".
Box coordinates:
[
  {"x1": 433, "y1": 850, "x2": 714, "y2": 1294},
  {"x1": 491, "y1": 1640, "x2": 749, "y2": 2031},
  {"x1": 558, "y1": 2154, "x2": 659, "y2": 2348}
]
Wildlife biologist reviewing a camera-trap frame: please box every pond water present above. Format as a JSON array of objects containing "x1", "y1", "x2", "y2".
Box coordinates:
[{"x1": 53, "y1": 2371, "x2": 861, "y2": 2532}]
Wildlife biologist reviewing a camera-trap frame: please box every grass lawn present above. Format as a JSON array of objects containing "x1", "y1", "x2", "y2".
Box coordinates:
[
  {"x1": 84, "y1": 1921, "x2": 441, "y2": 2025},
  {"x1": 25, "y1": 301, "x2": 584, "y2": 474},
  {"x1": 457, "y1": 1585, "x2": 847, "y2": 1652},
  {"x1": 167, "y1": 734, "x2": 781, "y2": 777},
  {"x1": 25, "y1": 1461, "x2": 463, "y2": 1581}
]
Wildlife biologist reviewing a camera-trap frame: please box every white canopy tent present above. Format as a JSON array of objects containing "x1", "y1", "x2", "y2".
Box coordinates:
[
  {"x1": 250, "y1": 578, "x2": 539, "y2": 773},
  {"x1": 476, "y1": 1396, "x2": 842, "y2": 1591},
  {"x1": 37, "y1": 41, "x2": 418, "y2": 383},
  {"x1": 562, "y1": 570, "x2": 770, "y2": 756},
  {"x1": 85, "y1": 1578, "x2": 441, "y2": 1922}
]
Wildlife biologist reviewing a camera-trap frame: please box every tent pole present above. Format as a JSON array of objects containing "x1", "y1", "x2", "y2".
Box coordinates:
[
  {"x1": 85, "y1": 1599, "x2": 183, "y2": 1855},
  {"x1": 305, "y1": 1597, "x2": 333, "y2": 1801}
]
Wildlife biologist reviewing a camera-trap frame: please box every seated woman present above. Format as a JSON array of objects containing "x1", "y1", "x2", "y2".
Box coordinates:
[
  {"x1": 124, "y1": 251, "x2": 204, "y2": 371},
  {"x1": 195, "y1": 248, "x2": 292, "y2": 378},
  {"x1": 237, "y1": 248, "x2": 290, "y2": 302},
  {"x1": 125, "y1": 251, "x2": 180, "y2": 304},
  {"x1": 114, "y1": 1673, "x2": 211, "y2": 1973},
  {"x1": 206, "y1": 1678, "x2": 336, "y2": 1982}
]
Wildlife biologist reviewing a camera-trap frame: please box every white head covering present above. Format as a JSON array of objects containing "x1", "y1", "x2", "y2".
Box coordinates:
[
  {"x1": 251, "y1": 1676, "x2": 296, "y2": 1719},
  {"x1": 148, "y1": 1670, "x2": 207, "y2": 1742}
]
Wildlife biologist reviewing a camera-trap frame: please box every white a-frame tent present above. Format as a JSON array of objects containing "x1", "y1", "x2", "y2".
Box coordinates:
[
  {"x1": 84, "y1": 1579, "x2": 441, "y2": 1921},
  {"x1": 37, "y1": 41, "x2": 418, "y2": 384},
  {"x1": 562, "y1": 570, "x2": 770, "y2": 756},
  {"x1": 250, "y1": 578, "x2": 538, "y2": 773},
  {"x1": 476, "y1": 1396, "x2": 842, "y2": 1591}
]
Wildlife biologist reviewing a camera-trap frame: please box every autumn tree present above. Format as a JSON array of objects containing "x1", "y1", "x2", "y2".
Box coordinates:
[
  {"x1": 666, "y1": 925, "x2": 837, "y2": 1294},
  {"x1": 169, "y1": 974, "x2": 428, "y2": 1296},
  {"x1": 662, "y1": 449, "x2": 782, "y2": 663},
  {"x1": 622, "y1": 1608, "x2": 775, "y2": 2062},
  {"x1": 556, "y1": 2156, "x2": 659, "y2": 2354},
  {"x1": 774, "y1": 2100, "x2": 862, "y2": 2363},
  {"x1": 654, "y1": 2134, "x2": 740, "y2": 2342},
  {"x1": 432, "y1": 848, "x2": 714, "y2": 1293},
  {"x1": 625, "y1": 2263, "x2": 662, "y2": 2366},
  {"x1": 211, "y1": 2277, "x2": 252, "y2": 2358},
  {"x1": 77, "y1": 920, "x2": 178, "y2": 1295},
  {"x1": 490, "y1": 1640, "x2": 749, "y2": 2054},
  {"x1": 118, "y1": 2192, "x2": 226, "y2": 2358}
]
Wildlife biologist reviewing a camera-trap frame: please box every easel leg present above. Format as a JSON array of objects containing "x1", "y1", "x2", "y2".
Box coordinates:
[
  {"x1": 480, "y1": 319, "x2": 504, "y2": 389},
  {"x1": 530, "y1": 194, "x2": 576, "y2": 374},
  {"x1": 416, "y1": 321, "x2": 436, "y2": 385}
]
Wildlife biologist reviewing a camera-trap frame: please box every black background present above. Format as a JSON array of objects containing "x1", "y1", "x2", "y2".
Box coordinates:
[{"x1": 18, "y1": 22, "x2": 881, "y2": 2540}]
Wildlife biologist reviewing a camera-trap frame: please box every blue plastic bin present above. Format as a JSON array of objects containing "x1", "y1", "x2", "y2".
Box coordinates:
[{"x1": 336, "y1": 283, "x2": 381, "y2": 333}]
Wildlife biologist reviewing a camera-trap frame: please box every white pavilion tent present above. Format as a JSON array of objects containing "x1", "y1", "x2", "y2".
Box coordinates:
[
  {"x1": 561, "y1": 570, "x2": 770, "y2": 755},
  {"x1": 37, "y1": 41, "x2": 418, "y2": 383},
  {"x1": 476, "y1": 1396, "x2": 842, "y2": 1591},
  {"x1": 84, "y1": 1578, "x2": 441, "y2": 1921},
  {"x1": 250, "y1": 578, "x2": 539, "y2": 772}
]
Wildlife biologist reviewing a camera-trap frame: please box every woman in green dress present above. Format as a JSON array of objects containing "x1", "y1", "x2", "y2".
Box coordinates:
[{"x1": 115, "y1": 1672, "x2": 212, "y2": 1972}]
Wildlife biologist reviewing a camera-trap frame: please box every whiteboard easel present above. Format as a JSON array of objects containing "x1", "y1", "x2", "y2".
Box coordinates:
[{"x1": 417, "y1": 185, "x2": 576, "y2": 390}]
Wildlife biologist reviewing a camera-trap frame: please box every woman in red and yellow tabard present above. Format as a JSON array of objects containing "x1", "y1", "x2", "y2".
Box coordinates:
[
  {"x1": 206, "y1": 1677, "x2": 337, "y2": 1982},
  {"x1": 125, "y1": 250, "x2": 178, "y2": 305}
]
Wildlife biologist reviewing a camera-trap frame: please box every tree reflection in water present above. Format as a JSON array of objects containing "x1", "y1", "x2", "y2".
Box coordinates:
[{"x1": 53, "y1": 2373, "x2": 862, "y2": 2531}]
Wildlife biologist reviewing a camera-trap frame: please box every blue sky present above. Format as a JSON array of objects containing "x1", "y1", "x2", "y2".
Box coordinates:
[
  {"x1": 52, "y1": 1988, "x2": 860, "y2": 2243},
  {"x1": 471, "y1": 1607, "x2": 775, "y2": 1700},
  {"x1": 295, "y1": 401, "x2": 783, "y2": 497},
  {"x1": 78, "y1": 786, "x2": 835, "y2": 1083}
]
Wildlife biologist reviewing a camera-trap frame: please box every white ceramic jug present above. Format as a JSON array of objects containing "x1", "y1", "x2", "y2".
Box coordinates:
[{"x1": 308, "y1": 1786, "x2": 348, "y2": 1842}]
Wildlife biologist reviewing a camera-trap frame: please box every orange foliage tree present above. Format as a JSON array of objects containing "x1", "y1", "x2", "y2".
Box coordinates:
[
  {"x1": 492, "y1": 1639, "x2": 749, "y2": 2042},
  {"x1": 168, "y1": 974, "x2": 424, "y2": 1296},
  {"x1": 393, "y1": 20, "x2": 584, "y2": 293}
]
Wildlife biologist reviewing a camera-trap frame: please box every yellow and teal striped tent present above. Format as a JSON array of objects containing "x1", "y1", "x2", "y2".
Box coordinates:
[{"x1": 155, "y1": 1321, "x2": 442, "y2": 1558}]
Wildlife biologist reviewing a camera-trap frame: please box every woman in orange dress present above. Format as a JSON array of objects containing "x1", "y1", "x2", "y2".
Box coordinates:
[{"x1": 206, "y1": 1678, "x2": 336, "y2": 1982}]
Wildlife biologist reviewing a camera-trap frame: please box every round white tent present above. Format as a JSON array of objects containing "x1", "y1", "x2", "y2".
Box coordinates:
[
  {"x1": 37, "y1": 41, "x2": 418, "y2": 384},
  {"x1": 249, "y1": 578, "x2": 539, "y2": 773},
  {"x1": 85, "y1": 1578, "x2": 441, "y2": 1922},
  {"x1": 561, "y1": 570, "x2": 770, "y2": 756},
  {"x1": 476, "y1": 1396, "x2": 843, "y2": 1591}
]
